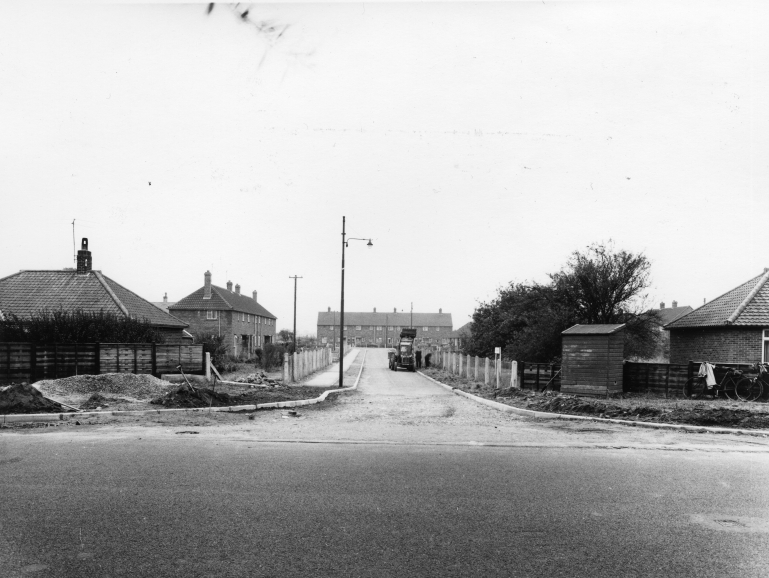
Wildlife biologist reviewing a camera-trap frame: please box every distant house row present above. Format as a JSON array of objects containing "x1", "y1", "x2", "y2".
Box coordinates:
[
  {"x1": 0, "y1": 239, "x2": 276, "y2": 356},
  {"x1": 316, "y1": 308, "x2": 453, "y2": 347}
]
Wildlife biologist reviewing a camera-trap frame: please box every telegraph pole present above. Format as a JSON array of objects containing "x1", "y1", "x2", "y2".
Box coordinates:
[{"x1": 289, "y1": 275, "x2": 303, "y2": 351}]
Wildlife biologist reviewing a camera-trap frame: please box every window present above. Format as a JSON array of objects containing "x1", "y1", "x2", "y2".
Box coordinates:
[
  {"x1": 435, "y1": 327, "x2": 440, "y2": 332},
  {"x1": 206, "y1": 310, "x2": 218, "y2": 320},
  {"x1": 377, "y1": 337, "x2": 382, "y2": 342},
  {"x1": 423, "y1": 327, "x2": 429, "y2": 331},
  {"x1": 388, "y1": 326, "x2": 394, "y2": 330},
  {"x1": 322, "y1": 337, "x2": 328, "y2": 344},
  {"x1": 356, "y1": 326, "x2": 362, "y2": 330},
  {"x1": 387, "y1": 337, "x2": 392, "y2": 344},
  {"x1": 764, "y1": 329, "x2": 769, "y2": 363},
  {"x1": 376, "y1": 326, "x2": 382, "y2": 330},
  {"x1": 247, "y1": 314, "x2": 251, "y2": 323},
  {"x1": 343, "y1": 326, "x2": 347, "y2": 330}
]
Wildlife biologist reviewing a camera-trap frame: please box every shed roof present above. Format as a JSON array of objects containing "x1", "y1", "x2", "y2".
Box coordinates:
[
  {"x1": 317, "y1": 311, "x2": 453, "y2": 328},
  {"x1": 0, "y1": 270, "x2": 188, "y2": 329},
  {"x1": 169, "y1": 285, "x2": 277, "y2": 319},
  {"x1": 562, "y1": 324, "x2": 625, "y2": 335},
  {"x1": 666, "y1": 269, "x2": 769, "y2": 328}
]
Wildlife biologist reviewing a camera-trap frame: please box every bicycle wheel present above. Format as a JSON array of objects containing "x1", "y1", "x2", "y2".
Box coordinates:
[
  {"x1": 734, "y1": 377, "x2": 762, "y2": 402},
  {"x1": 683, "y1": 376, "x2": 706, "y2": 399}
]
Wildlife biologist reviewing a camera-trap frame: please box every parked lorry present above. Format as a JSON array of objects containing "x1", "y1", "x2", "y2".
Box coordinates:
[{"x1": 389, "y1": 328, "x2": 417, "y2": 372}]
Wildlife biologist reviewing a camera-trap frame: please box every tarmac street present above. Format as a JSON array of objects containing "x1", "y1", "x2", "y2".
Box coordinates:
[{"x1": 1, "y1": 349, "x2": 768, "y2": 577}]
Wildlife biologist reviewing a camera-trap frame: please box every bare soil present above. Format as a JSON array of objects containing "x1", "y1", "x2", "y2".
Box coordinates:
[{"x1": 421, "y1": 367, "x2": 769, "y2": 430}]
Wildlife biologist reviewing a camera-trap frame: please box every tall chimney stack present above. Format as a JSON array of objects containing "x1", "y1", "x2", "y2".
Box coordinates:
[
  {"x1": 253, "y1": 290, "x2": 258, "y2": 302},
  {"x1": 660, "y1": 302, "x2": 665, "y2": 309},
  {"x1": 76, "y1": 238, "x2": 92, "y2": 274},
  {"x1": 672, "y1": 300, "x2": 678, "y2": 308},
  {"x1": 439, "y1": 308, "x2": 442, "y2": 314},
  {"x1": 163, "y1": 293, "x2": 168, "y2": 304},
  {"x1": 374, "y1": 307, "x2": 376, "y2": 313},
  {"x1": 204, "y1": 271, "x2": 212, "y2": 299},
  {"x1": 235, "y1": 284, "x2": 241, "y2": 295},
  {"x1": 328, "y1": 307, "x2": 331, "y2": 312},
  {"x1": 226, "y1": 280, "x2": 233, "y2": 292}
]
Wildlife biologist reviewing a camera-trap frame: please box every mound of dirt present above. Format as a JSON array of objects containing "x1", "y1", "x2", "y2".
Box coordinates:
[
  {"x1": 0, "y1": 383, "x2": 71, "y2": 414},
  {"x1": 151, "y1": 387, "x2": 237, "y2": 409},
  {"x1": 79, "y1": 393, "x2": 133, "y2": 410},
  {"x1": 35, "y1": 373, "x2": 175, "y2": 400}
]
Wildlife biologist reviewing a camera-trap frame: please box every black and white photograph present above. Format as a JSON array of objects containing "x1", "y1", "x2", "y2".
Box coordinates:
[{"x1": 1, "y1": 1, "x2": 768, "y2": 576}]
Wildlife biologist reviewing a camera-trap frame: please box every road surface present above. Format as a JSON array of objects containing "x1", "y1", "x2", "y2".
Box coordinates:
[{"x1": 1, "y1": 349, "x2": 768, "y2": 577}]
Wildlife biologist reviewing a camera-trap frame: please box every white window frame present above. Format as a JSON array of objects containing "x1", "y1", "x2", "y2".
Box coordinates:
[
  {"x1": 206, "y1": 310, "x2": 218, "y2": 320},
  {"x1": 356, "y1": 326, "x2": 362, "y2": 330},
  {"x1": 423, "y1": 326, "x2": 429, "y2": 331},
  {"x1": 435, "y1": 327, "x2": 440, "y2": 332},
  {"x1": 376, "y1": 326, "x2": 382, "y2": 330},
  {"x1": 247, "y1": 314, "x2": 251, "y2": 323},
  {"x1": 763, "y1": 329, "x2": 769, "y2": 363}
]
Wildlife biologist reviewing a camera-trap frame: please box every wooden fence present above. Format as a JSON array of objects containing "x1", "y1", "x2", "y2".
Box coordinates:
[
  {"x1": 0, "y1": 343, "x2": 205, "y2": 384},
  {"x1": 623, "y1": 360, "x2": 757, "y2": 397}
]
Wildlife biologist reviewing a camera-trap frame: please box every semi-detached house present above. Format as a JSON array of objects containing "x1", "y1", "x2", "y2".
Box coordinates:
[{"x1": 169, "y1": 271, "x2": 277, "y2": 357}]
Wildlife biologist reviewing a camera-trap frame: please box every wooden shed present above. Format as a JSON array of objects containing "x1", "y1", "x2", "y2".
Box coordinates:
[{"x1": 561, "y1": 324, "x2": 625, "y2": 396}]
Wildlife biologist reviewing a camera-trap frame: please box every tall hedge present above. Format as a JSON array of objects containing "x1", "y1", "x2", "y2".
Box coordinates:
[{"x1": 0, "y1": 309, "x2": 166, "y2": 344}]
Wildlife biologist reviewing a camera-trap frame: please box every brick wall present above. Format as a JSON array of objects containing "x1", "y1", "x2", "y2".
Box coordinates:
[
  {"x1": 669, "y1": 327, "x2": 763, "y2": 364},
  {"x1": 316, "y1": 324, "x2": 451, "y2": 347}
]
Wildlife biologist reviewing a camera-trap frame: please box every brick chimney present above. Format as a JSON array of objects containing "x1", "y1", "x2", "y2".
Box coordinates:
[
  {"x1": 163, "y1": 293, "x2": 168, "y2": 304},
  {"x1": 660, "y1": 302, "x2": 665, "y2": 309},
  {"x1": 672, "y1": 300, "x2": 678, "y2": 308},
  {"x1": 227, "y1": 281, "x2": 233, "y2": 292},
  {"x1": 253, "y1": 290, "x2": 258, "y2": 302},
  {"x1": 439, "y1": 308, "x2": 442, "y2": 314},
  {"x1": 204, "y1": 271, "x2": 212, "y2": 299},
  {"x1": 235, "y1": 284, "x2": 241, "y2": 295},
  {"x1": 374, "y1": 307, "x2": 376, "y2": 313},
  {"x1": 393, "y1": 308, "x2": 396, "y2": 313},
  {"x1": 76, "y1": 238, "x2": 92, "y2": 274},
  {"x1": 328, "y1": 307, "x2": 331, "y2": 312}
]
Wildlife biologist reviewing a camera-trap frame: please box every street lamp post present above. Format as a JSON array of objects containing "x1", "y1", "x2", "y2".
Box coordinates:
[
  {"x1": 339, "y1": 216, "x2": 373, "y2": 387},
  {"x1": 289, "y1": 275, "x2": 302, "y2": 352}
]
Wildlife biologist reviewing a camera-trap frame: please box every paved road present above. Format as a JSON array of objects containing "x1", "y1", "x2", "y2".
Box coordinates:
[{"x1": 1, "y1": 349, "x2": 768, "y2": 577}]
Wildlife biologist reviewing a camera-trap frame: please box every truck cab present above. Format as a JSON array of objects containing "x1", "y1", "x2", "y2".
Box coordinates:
[{"x1": 390, "y1": 328, "x2": 417, "y2": 372}]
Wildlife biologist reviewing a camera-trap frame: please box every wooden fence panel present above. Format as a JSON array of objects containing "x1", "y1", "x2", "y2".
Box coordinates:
[{"x1": 0, "y1": 343, "x2": 32, "y2": 383}]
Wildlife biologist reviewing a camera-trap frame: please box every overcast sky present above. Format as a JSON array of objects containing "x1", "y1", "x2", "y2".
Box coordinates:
[{"x1": 1, "y1": 1, "x2": 767, "y2": 335}]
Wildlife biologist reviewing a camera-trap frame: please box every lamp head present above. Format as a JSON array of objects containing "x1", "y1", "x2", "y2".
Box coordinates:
[{"x1": 367, "y1": 239, "x2": 373, "y2": 247}]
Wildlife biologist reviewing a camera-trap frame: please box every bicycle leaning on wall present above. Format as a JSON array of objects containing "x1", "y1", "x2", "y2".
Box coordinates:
[
  {"x1": 735, "y1": 363, "x2": 767, "y2": 402},
  {"x1": 682, "y1": 362, "x2": 753, "y2": 401}
]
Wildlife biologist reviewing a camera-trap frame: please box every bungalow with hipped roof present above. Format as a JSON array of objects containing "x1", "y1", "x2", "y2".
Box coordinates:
[{"x1": 0, "y1": 239, "x2": 190, "y2": 342}]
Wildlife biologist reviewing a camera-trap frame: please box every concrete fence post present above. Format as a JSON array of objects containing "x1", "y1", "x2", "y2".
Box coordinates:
[
  {"x1": 459, "y1": 353, "x2": 463, "y2": 378},
  {"x1": 466, "y1": 355, "x2": 471, "y2": 379},
  {"x1": 292, "y1": 352, "x2": 298, "y2": 383},
  {"x1": 474, "y1": 356, "x2": 479, "y2": 381},
  {"x1": 283, "y1": 352, "x2": 290, "y2": 383},
  {"x1": 511, "y1": 361, "x2": 519, "y2": 388},
  {"x1": 484, "y1": 357, "x2": 490, "y2": 385},
  {"x1": 205, "y1": 352, "x2": 211, "y2": 382}
]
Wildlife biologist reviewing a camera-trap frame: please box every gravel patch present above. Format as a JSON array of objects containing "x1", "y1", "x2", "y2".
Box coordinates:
[{"x1": 34, "y1": 373, "x2": 176, "y2": 400}]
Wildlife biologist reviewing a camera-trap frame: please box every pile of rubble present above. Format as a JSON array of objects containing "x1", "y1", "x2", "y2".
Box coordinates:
[
  {"x1": 232, "y1": 372, "x2": 281, "y2": 388},
  {"x1": 0, "y1": 382, "x2": 72, "y2": 414}
]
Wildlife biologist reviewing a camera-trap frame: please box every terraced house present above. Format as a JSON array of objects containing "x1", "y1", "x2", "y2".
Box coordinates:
[
  {"x1": 316, "y1": 308, "x2": 453, "y2": 348},
  {"x1": 169, "y1": 271, "x2": 277, "y2": 356}
]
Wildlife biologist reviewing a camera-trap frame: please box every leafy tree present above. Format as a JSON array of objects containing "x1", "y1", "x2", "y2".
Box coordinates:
[
  {"x1": 465, "y1": 242, "x2": 660, "y2": 362},
  {"x1": 277, "y1": 329, "x2": 294, "y2": 344}
]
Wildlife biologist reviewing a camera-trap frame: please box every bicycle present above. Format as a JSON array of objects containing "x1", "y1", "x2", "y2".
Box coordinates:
[
  {"x1": 733, "y1": 363, "x2": 766, "y2": 402},
  {"x1": 682, "y1": 362, "x2": 749, "y2": 400}
]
